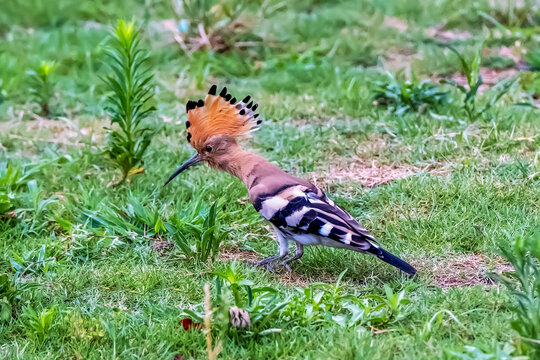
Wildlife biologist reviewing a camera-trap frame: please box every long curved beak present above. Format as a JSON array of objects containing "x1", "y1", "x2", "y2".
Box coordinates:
[{"x1": 163, "y1": 153, "x2": 201, "y2": 186}]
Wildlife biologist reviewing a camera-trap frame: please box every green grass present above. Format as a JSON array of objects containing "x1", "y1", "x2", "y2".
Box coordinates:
[{"x1": 0, "y1": 0, "x2": 539, "y2": 358}]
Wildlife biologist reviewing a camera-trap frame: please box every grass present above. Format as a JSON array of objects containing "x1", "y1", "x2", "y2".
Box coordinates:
[{"x1": 0, "y1": 0, "x2": 539, "y2": 358}]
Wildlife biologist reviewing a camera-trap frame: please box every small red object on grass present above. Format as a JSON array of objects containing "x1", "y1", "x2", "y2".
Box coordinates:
[{"x1": 180, "y1": 318, "x2": 203, "y2": 331}]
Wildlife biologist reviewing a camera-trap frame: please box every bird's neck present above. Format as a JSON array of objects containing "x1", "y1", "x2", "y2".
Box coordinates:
[{"x1": 212, "y1": 146, "x2": 277, "y2": 188}]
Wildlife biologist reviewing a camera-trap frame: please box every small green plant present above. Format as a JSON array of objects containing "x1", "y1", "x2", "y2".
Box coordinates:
[
  {"x1": 525, "y1": 47, "x2": 540, "y2": 71},
  {"x1": 27, "y1": 60, "x2": 57, "y2": 116},
  {"x1": 495, "y1": 233, "x2": 540, "y2": 357},
  {"x1": 441, "y1": 46, "x2": 518, "y2": 121},
  {"x1": 449, "y1": 342, "x2": 518, "y2": 360},
  {"x1": 0, "y1": 273, "x2": 17, "y2": 323},
  {"x1": 283, "y1": 271, "x2": 411, "y2": 328},
  {"x1": 0, "y1": 272, "x2": 38, "y2": 323},
  {"x1": 213, "y1": 262, "x2": 255, "y2": 308},
  {"x1": 81, "y1": 195, "x2": 166, "y2": 238},
  {"x1": 0, "y1": 79, "x2": 7, "y2": 104},
  {"x1": 16, "y1": 180, "x2": 58, "y2": 233},
  {"x1": 21, "y1": 305, "x2": 57, "y2": 343},
  {"x1": 170, "y1": 201, "x2": 227, "y2": 263},
  {"x1": 374, "y1": 73, "x2": 449, "y2": 114},
  {"x1": 181, "y1": 263, "x2": 284, "y2": 333},
  {"x1": 103, "y1": 20, "x2": 156, "y2": 186},
  {"x1": 63, "y1": 311, "x2": 105, "y2": 343},
  {"x1": 0, "y1": 162, "x2": 35, "y2": 217},
  {"x1": 9, "y1": 244, "x2": 58, "y2": 277},
  {"x1": 0, "y1": 191, "x2": 12, "y2": 216}
]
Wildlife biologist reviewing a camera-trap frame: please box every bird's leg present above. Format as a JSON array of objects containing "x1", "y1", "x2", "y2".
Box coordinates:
[
  {"x1": 254, "y1": 226, "x2": 289, "y2": 272},
  {"x1": 279, "y1": 243, "x2": 304, "y2": 271}
]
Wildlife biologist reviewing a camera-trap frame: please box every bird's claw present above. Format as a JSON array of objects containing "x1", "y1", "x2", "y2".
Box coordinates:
[
  {"x1": 257, "y1": 262, "x2": 276, "y2": 273},
  {"x1": 279, "y1": 261, "x2": 292, "y2": 272},
  {"x1": 247, "y1": 259, "x2": 291, "y2": 273}
]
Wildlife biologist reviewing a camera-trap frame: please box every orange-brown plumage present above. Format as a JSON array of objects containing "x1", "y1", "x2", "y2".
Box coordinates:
[{"x1": 185, "y1": 85, "x2": 260, "y2": 152}]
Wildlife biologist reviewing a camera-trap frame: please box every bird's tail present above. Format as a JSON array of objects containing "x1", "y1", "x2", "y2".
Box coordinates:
[{"x1": 368, "y1": 247, "x2": 417, "y2": 277}]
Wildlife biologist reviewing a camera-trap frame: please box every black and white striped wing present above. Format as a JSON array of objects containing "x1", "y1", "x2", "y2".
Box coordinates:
[{"x1": 254, "y1": 184, "x2": 378, "y2": 251}]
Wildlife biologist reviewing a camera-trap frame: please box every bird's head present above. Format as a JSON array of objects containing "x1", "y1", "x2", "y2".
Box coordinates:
[{"x1": 164, "y1": 85, "x2": 261, "y2": 186}]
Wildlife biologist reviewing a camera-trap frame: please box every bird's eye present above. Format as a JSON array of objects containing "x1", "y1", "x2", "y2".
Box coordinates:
[{"x1": 205, "y1": 145, "x2": 213, "y2": 152}]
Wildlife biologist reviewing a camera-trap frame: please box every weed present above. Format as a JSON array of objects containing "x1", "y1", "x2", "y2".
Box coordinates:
[
  {"x1": 103, "y1": 20, "x2": 156, "y2": 186},
  {"x1": 478, "y1": 0, "x2": 540, "y2": 29},
  {"x1": 213, "y1": 262, "x2": 255, "y2": 308},
  {"x1": 448, "y1": 342, "x2": 519, "y2": 360},
  {"x1": 9, "y1": 244, "x2": 58, "y2": 278},
  {"x1": 374, "y1": 72, "x2": 449, "y2": 114},
  {"x1": 170, "y1": 201, "x2": 227, "y2": 263},
  {"x1": 495, "y1": 233, "x2": 540, "y2": 357},
  {"x1": 27, "y1": 60, "x2": 57, "y2": 116},
  {"x1": 63, "y1": 311, "x2": 105, "y2": 343},
  {"x1": 284, "y1": 271, "x2": 411, "y2": 328},
  {"x1": 0, "y1": 162, "x2": 35, "y2": 216},
  {"x1": 21, "y1": 305, "x2": 57, "y2": 343},
  {"x1": 81, "y1": 195, "x2": 165, "y2": 238},
  {"x1": 525, "y1": 47, "x2": 540, "y2": 71},
  {"x1": 0, "y1": 272, "x2": 38, "y2": 323},
  {"x1": 65, "y1": 226, "x2": 125, "y2": 263},
  {"x1": 0, "y1": 273, "x2": 18, "y2": 323},
  {"x1": 440, "y1": 46, "x2": 518, "y2": 122},
  {"x1": 16, "y1": 180, "x2": 58, "y2": 233}
]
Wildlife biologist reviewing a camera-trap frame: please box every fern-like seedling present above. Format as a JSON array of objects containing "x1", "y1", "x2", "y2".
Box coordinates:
[{"x1": 103, "y1": 20, "x2": 156, "y2": 186}]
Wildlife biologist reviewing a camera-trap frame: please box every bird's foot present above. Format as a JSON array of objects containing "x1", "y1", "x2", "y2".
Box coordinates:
[
  {"x1": 245, "y1": 255, "x2": 296, "y2": 273},
  {"x1": 245, "y1": 258, "x2": 286, "y2": 273},
  {"x1": 278, "y1": 261, "x2": 292, "y2": 272},
  {"x1": 250, "y1": 261, "x2": 277, "y2": 273}
]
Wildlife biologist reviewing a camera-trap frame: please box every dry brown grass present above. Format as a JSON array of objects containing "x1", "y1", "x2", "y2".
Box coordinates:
[
  {"x1": 308, "y1": 158, "x2": 450, "y2": 189},
  {"x1": 151, "y1": 240, "x2": 174, "y2": 255},
  {"x1": 218, "y1": 249, "x2": 260, "y2": 263},
  {"x1": 277, "y1": 270, "x2": 341, "y2": 288},
  {"x1": 414, "y1": 253, "x2": 513, "y2": 289},
  {"x1": 424, "y1": 26, "x2": 472, "y2": 42},
  {"x1": 449, "y1": 67, "x2": 519, "y2": 94},
  {"x1": 1, "y1": 116, "x2": 107, "y2": 150}
]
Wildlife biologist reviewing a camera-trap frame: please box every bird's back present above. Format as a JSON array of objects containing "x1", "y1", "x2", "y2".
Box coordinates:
[{"x1": 245, "y1": 160, "x2": 376, "y2": 249}]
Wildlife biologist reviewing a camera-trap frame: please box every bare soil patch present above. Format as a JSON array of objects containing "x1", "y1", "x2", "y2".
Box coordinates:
[
  {"x1": 414, "y1": 254, "x2": 513, "y2": 289},
  {"x1": 27, "y1": 119, "x2": 79, "y2": 139},
  {"x1": 424, "y1": 26, "x2": 472, "y2": 42},
  {"x1": 2, "y1": 117, "x2": 107, "y2": 148},
  {"x1": 383, "y1": 47, "x2": 420, "y2": 72},
  {"x1": 308, "y1": 158, "x2": 450, "y2": 189},
  {"x1": 435, "y1": 67, "x2": 519, "y2": 95},
  {"x1": 454, "y1": 67, "x2": 518, "y2": 93},
  {"x1": 279, "y1": 268, "x2": 339, "y2": 287},
  {"x1": 152, "y1": 240, "x2": 174, "y2": 255},
  {"x1": 218, "y1": 249, "x2": 260, "y2": 263}
]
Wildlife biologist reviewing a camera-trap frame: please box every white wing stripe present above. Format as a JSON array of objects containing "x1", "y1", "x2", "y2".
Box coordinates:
[
  {"x1": 320, "y1": 223, "x2": 333, "y2": 236},
  {"x1": 285, "y1": 206, "x2": 311, "y2": 227},
  {"x1": 260, "y1": 196, "x2": 289, "y2": 219}
]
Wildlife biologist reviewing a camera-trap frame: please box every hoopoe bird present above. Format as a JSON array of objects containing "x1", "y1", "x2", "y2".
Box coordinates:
[{"x1": 164, "y1": 85, "x2": 417, "y2": 276}]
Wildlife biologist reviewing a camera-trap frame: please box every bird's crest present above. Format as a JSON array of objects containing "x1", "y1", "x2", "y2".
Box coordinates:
[{"x1": 184, "y1": 85, "x2": 261, "y2": 150}]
